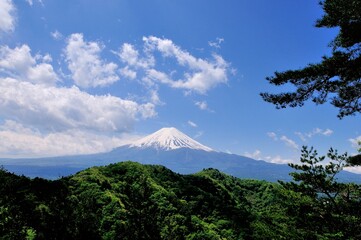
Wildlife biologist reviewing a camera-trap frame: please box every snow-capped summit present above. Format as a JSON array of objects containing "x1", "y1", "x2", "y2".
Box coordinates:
[{"x1": 129, "y1": 127, "x2": 213, "y2": 152}]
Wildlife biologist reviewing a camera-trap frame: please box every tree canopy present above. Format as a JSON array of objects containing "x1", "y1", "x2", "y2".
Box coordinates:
[
  {"x1": 279, "y1": 146, "x2": 361, "y2": 239},
  {"x1": 2, "y1": 157, "x2": 361, "y2": 239},
  {"x1": 261, "y1": 0, "x2": 361, "y2": 118},
  {"x1": 0, "y1": 161, "x2": 335, "y2": 239}
]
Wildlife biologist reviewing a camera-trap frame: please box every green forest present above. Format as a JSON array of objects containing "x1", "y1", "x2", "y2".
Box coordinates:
[{"x1": 1, "y1": 146, "x2": 361, "y2": 239}]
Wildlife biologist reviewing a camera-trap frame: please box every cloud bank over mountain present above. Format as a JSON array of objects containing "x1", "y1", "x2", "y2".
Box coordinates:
[{"x1": 0, "y1": 2, "x2": 232, "y2": 157}]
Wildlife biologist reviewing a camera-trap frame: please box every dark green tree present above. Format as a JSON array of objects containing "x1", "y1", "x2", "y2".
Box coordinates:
[
  {"x1": 279, "y1": 146, "x2": 361, "y2": 239},
  {"x1": 261, "y1": 0, "x2": 361, "y2": 118}
]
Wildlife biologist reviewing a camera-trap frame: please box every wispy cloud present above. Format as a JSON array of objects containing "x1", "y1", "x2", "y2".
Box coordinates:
[
  {"x1": 119, "y1": 66, "x2": 136, "y2": 80},
  {"x1": 115, "y1": 42, "x2": 154, "y2": 69},
  {"x1": 267, "y1": 132, "x2": 278, "y2": 141},
  {"x1": 265, "y1": 155, "x2": 294, "y2": 164},
  {"x1": 112, "y1": 36, "x2": 233, "y2": 106},
  {"x1": 349, "y1": 136, "x2": 361, "y2": 149},
  {"x1": 296, "y1": 128, "x2": 334, "y2": 141},
  {"x1": 113, "y1": 36, "x2": 232, "y2": 95},
  {"x1": 267, "y1": 132, "x2": 299, "y2": 149},
  {"x1": 0, "y1": 0, "x2": 16, "y2": 35},
  {"x1": 244, "y1": 149, "x2": 262, "y2": 160},
  {"x1": 194, "y1": 131, "x2": 203, "y2": 139},
  {"x1": 188, "y1": 120, "x2": 197, "y2": 128},
  {"x1": 65, "y1": 33, "x2": 119, "y2": 88},
  {"x1": 269, "y1": 128, "x2": 332, "y2": 149},
  {"x1": 244, "y1": 149, "x2": 294, "y2": 164},
  {"x1": 143, "y1": 36, "x2": 230, "y2": 94},
  {"x1": 295, "y1": 132, "x2": 307, "y2": 142},
  {"x1": 322, "y1": 129, "x2": 334, "y2": 136},
  {"x1": 280, "y1": 135, "x2": 299, "y2": 150},
  {"x1": 195, "y1": 101, "x2": 213, "y2": 112},
  {"x1": 149, "y1": 89, "x2": 163, "y2": 105},
  {"x1": 25, "y1": 0, "x2": 44, "y2": 7},
  {"x1": 50, "y1": 30, "x2": 63, "y2": 40},
  {"x1": 208, "y1": 37, "x2": 224, "y2": 49}
]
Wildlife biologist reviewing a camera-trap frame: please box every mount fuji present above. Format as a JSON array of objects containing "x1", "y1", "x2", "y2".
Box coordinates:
[
  {"x1": 1, "y1": 127, "x2": 360, "y2": 182},
  {"x1": 128, "y1": 127, "x2": 213, "y2": 152}
]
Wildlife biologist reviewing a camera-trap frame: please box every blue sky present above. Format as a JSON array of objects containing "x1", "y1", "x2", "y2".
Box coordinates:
[{"x1": 0, "y1": 0, "x2": 360, "y2": 168}]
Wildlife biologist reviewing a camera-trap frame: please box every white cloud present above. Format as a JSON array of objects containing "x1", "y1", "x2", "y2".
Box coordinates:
[
  {"x1": 244, "y1": 149, "x2": 294, "y2": 164},
  {"x1": 113, "y1": 36, "x2": 232, "y2": 104},
  {"x1": 344, "y1": 166, "x2": 361, "y2": 174},
  {"x1": 118, "y1": 43, "x2": 138, "y2": 65},
  {"x1": 149, "y1": 89, "x2": 163, "y2": 105},
  {"x1": 322, "y1": 128, "x2": 333, "y2": 136},
  {"x1": 115, "y1": 43, "x2": 154, "y2": 69},
  {"x1": 194, "y1": 131, "x2": 203, "y2": 139},
  {"x1": 0, "y1": 78, "x2": 156, "y2": 132},
  {"x1": 0, "y1": 120, "x2": 141, "y2": 158},
  {"x1": 267, "y1": 132, "x2": 299, "y2": 150},
  {"x1": 295, "y1": 131, "x2": 307, "y2": 142},
  {"x1": 265, "y1": 155, "x2": 294, "y2": 164},
  {"x1": 188, "y1": 121, "x2": 197, "y2": 128},
  {"x1": 120, "y1": 66, "x2": 136, "y2": 79},
  {"x1": 0, "y1": 39, "x2": 156, "y2": 157},
  {"x1": 142, "y1": 36, "x2": 230, "y2": 94},
  {"x1": 65, "y1": 33, "x2": 119, "y2": 88},
  {"x1": 195, "y1": 101, "x2": 210, "y2": 111},
  {"x1": 307, "y1": 128, "x2": 334, "y2": 137},
  {"x1": 267, "y1": 132, "x2": 278, "y2": 141},
  {"x1": 208, "y1": 37, "x2": 224, "y2": 49},
  {"x1": 280, "y1": 135, "x2": 299, "y2": 150},
  {"x1": 244, "y1": 150, "x2": 262, "y2": 160},
  {"x1": 39, "y1": 53, "x2": 52, "y2": 63},
  {"x1": 25, "y1": 0, "x2": 44, "y2": 7},
  {"x1": 349, "y1": 136, "x2": 361, "y2": 149},
  {"x1": 51, "y1": 30, "x2": 63, "y2": 40},
  {"x1": 296, "y1": 128, "x2": 334, "y2": 141},
  {"x1": 0, "y1": 0, "x2": 15, "y2": 35},
  {"x1": 146, "y1": 68, "x2": 173, "y2": 85},
  {"x1": 0, "y1": 44, "x2": 59, "y2": 85}
]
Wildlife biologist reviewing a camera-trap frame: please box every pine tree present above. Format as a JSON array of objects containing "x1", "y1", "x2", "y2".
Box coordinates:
[{"x1": 261, "y1": 0, "x2": 361, "y2": 118}]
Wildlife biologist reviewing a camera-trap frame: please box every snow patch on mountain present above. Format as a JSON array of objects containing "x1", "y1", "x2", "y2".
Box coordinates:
[{"x1": 129, "y1": 127, "x2": 214, "y2": 152}]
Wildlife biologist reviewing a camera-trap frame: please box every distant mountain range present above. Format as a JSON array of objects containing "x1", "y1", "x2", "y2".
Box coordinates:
[{"x1": 1, "y1": 127, "x2": 360, "y2": 182}]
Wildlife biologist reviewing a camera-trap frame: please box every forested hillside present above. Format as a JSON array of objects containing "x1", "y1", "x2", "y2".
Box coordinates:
[{"x1": 1, "y1": 159, "x2": 360, "y2": 239}]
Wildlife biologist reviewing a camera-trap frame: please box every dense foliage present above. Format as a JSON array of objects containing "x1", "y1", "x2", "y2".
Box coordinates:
[
  {"x1": 1, "y1": 159, "x2": 360, "y2": 239},
  {"x1": 0, "y1": 162, "x2": 273, "y2": 239},
  {"x1": 261, "y1": 0, "x2": 361, "y2": 118}
]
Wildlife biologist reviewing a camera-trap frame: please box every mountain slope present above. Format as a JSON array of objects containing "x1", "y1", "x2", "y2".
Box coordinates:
[
  {"x1": 105, "y1": 146, "x2": 294, "y2": 181},
  {"x1": 128, "y1": 127, "x2": 213, "y2": 151}
]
